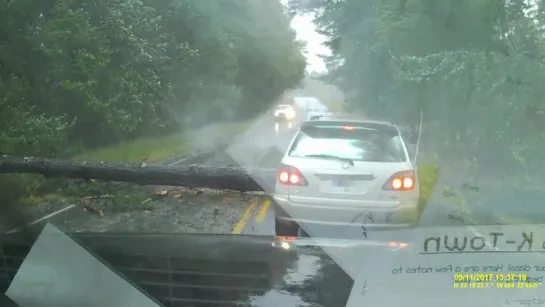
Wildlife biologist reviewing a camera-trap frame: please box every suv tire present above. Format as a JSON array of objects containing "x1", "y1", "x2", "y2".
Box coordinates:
[{"x1": 275, "y1": 218, "x2": 299, "y2": 237}]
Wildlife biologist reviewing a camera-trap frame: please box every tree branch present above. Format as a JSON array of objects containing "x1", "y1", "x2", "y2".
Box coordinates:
[{"x1": 0, "y1": 156, "x2": 276, "y2": 192}]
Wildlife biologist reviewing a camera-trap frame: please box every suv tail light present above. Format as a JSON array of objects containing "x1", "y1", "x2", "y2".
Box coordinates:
[
  {"x1": 277, "y1": 163, "x2": 308, "y2": 186},
  {"x1": 382, "y1": 170, "x2": 415, "y2": 191}
]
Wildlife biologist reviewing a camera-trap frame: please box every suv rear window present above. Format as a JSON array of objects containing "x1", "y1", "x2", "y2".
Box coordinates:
[{"x1": 288, "y1": 124, "x2": 407, "y2": 162}]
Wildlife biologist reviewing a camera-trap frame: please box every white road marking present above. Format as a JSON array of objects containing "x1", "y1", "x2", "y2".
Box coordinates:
[{"x1": 6, "y1": 204, "x2": 77, "y2": 234}]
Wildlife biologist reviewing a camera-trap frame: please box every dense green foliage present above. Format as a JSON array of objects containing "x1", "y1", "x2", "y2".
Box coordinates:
[
  {"x1": 288, "y1": 0, "x2": 545, "y2": 178},
  {"x1": 0, "y1": 0, "x2": 306, "y2": 157}
]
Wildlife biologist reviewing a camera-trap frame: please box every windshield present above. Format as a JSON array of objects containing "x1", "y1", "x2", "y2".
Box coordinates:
[
  {"x1": 289, "y1": 126, "x2": 407, "y2": 162},
  {"x1": 1, "y1": 0, "x2": 544, "y2": 306}
]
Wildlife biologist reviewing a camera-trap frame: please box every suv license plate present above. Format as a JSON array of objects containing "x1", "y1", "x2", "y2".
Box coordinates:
[{"x1": 332, "y1": 180, "x2": 349, "y2": 187}]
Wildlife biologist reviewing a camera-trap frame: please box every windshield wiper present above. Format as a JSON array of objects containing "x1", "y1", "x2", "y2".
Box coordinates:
[{"x1": 304, "y1": 154, "x2": 354, "y2": 165}]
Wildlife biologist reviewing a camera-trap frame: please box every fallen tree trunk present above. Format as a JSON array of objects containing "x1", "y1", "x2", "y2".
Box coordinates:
[{"x1": 0, "y1": 156, "x2": 277, "y2": 192}]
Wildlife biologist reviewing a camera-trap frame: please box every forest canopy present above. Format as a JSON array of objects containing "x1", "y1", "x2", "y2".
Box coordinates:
[
  {"x1": 288, "y1": 0, "x2": 545, "y2": 176},
  {"x1": 0, "y1": 0, "x2": 306, "y2": 157}
]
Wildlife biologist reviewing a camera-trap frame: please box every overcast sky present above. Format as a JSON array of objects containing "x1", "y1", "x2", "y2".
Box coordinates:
[
  {"x1": 290, "y1": 14, "x2": 330, "y2": 73},
  {"x1": 277, "y1": 0, "x2": 329, "y2": 73}
]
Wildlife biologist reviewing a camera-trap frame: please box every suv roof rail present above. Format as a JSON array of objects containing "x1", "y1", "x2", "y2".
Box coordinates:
[
  {"x1": 309, "y1": 114, "x2": 390, "y2": 121},
  {"x1": 306, "y1": 115, "x2": 398, "y2": 128},
  {"x1": 301, "y1": 118, "x2": 399, "y2": 133},
  {"x1": 308, "y1": 114, "x2": 334, "y2": 120}
]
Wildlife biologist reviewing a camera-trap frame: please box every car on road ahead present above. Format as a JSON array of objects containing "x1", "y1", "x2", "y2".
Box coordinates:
[
  {"x1": 307, "y1": 110, "x2": 333, "y2": 120},
  {"x1": 274, "y1": 104, "x2": 296, "y2": 122},
  {"x1": 272, "y1": 116, "x2": 420, "y2": 237}
]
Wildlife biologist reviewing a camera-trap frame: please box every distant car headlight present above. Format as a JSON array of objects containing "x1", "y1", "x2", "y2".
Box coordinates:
[
  {"x1": 285, "y1": 110, "x2": 295, "y2": 119},
  {"x1": 274, "y1": 111, "x2": 280, "y2": 116}
]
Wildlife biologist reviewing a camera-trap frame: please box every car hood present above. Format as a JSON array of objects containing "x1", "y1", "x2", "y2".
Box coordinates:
[{"x1": 0, "y1": 226, "x2": 361, "y2": 307}]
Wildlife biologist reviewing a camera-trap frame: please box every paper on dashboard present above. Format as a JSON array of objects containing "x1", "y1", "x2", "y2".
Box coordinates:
[
  {"x1": 6, "y1": 223, "x2": 161, "y2": 307},
  {"x1": 346, "y1": 224, "x2": 545, "y2": 307}
]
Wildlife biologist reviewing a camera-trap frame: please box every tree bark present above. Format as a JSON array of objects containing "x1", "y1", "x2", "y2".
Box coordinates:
[{"x1": 0, "y1": 156, "x2": 277, "y2": 192}]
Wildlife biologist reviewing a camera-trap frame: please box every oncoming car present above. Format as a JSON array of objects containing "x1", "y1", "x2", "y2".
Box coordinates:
[
  {"x1": 272, "y1": 117, "x2": 420, "y2": 236},
  {"x1": 274, "y1": 104, "x2": 296, "y2": 122}
]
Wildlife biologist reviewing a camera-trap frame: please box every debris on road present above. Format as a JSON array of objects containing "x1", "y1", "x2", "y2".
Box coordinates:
[
  {"x1": 0, "y1": 186, "x2": 261, "y2": 234},
  {"x1": 63, "y1": 189, "x2": 259, "y2": 233}
]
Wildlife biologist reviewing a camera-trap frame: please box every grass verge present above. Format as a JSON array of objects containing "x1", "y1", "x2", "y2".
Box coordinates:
[
  {"x1": 73, "y1": 121, "x2": 252, "y2": 163},
  {"x1": 10, "y1": 120, "x2": 253, "y2": 208},
  {"x1": 413, "y1": 160, "x2": 545, "y2": 226},
  {"x1": 439, "y1": 186, "x2": 545, "y2": 226},
  {"x1": 416, "y1": 163, "x2": 440, "y2": 213}
]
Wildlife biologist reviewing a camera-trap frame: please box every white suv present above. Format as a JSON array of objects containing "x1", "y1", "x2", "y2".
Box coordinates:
[{"x1": 273, "y1": 117, "x2": 420, "y2": 237}]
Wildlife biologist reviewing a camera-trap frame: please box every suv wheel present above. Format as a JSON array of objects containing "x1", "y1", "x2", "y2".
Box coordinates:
[{"x1": 275, "y1": 218, "x2": 299, "y2": 237}]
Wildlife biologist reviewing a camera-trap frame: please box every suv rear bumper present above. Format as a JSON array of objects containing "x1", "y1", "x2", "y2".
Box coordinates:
[{"x1": 273, "y1": 196, "x2": 419, "y2": 228}]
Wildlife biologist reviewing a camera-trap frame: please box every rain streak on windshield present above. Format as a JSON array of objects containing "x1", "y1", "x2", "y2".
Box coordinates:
[{"x1": 1, "y1": 0, "x2": 545, "y2": 306}]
